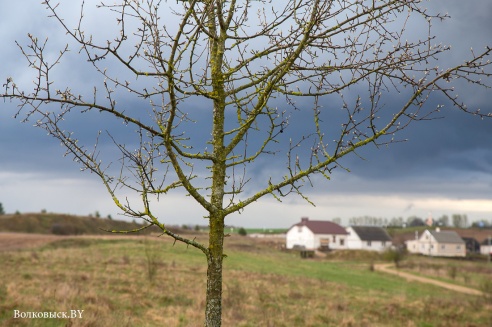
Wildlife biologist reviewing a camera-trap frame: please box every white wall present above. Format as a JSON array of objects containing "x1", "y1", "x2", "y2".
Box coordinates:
[
  {"x1": 407, "y1": 230, "x2": 466, "y2": 257},
  {"x1": 480, "y1": 244, "x2": 492, "y2": 256},
  {"x1": 406, "y1": 240, "x2": 420, "y2": 254},
  {"x1": 345, "y1": 227, "x2": 391, "y2": 252},
  {"x1": 317, "y1": 234, "x2": 348, "y2": 250},
  {"x1": 346, "y1": 227, "x2": 362, "y2": 250},
  {"x1": 435, "y1": 243, "x2": 466, "y2": 257},
  {"x1": 286, "y1": 226, "x2": 348, "y2": 250},
  {"x1": 286, "y1": 225, "x2": 315, "y2": 250}
]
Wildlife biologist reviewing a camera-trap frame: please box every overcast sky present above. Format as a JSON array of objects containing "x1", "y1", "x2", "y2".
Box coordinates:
[{"x1": 1, "y1": 1, "x2": 491, "y2": 229}]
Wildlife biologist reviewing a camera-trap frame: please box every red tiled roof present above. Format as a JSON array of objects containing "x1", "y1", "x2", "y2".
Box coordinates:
[{"x1": 290, "y1": 218, "x2": 348, "y2": 235}]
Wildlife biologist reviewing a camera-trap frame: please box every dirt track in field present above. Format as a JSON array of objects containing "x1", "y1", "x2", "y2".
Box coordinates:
[
  {"x1": 0, "y1": 232, "x2": 67, "y2": 251},
  {"x1": 375, "y1": 263, "x2": 484, "y2": 296}
]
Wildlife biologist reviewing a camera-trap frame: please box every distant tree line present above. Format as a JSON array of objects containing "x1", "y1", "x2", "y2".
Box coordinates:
[
  {"x1": 471, "y1": 220, "x2": 492, "y2": 229},
  {"x1": 347, "y1": 213, "x2": 489, "y2": 229}
]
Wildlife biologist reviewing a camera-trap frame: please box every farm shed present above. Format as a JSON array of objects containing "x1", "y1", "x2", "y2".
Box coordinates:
[
  {"x1": 285, "y1": 217, "x2": 348, "y2": 251},
  {"x1": 406, "y1": 229, "x2": 466, "y2": 257},
  {"x1": 345, "y1": 226, "x2": 392, "y2": 252}
]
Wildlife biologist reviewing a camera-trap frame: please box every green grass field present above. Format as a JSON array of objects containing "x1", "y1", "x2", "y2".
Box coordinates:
[{"x1": 0, "y1": 234, "x2": 490, "y2": 326}]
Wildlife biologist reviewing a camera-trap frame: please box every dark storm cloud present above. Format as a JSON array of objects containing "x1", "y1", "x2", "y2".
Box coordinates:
[{"x1": 0, "y1": 1, "x2": 491, "y2": 224}]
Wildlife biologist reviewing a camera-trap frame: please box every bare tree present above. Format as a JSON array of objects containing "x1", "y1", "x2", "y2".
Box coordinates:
[{"x1": 2, "y1": 0, "x2": 491, "y2": 325}]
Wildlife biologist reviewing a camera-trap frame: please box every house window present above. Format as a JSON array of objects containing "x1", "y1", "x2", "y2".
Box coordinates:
[
  {"x1": 297, "y1": 226, "x2": 302, "y2": 233},
  {"x1": 441, "y1": 245, "x2": 445, "y2": 249},
  {"x1": 382, "y1": 241, "x2": 386, "y2": 247},
  {"x1": 333, "y1": 235, "x2": 336, "y2": 242},
  {"x1": 430, "y1": 244, "x2": 434, "y2": 249},
  {"x1": 457, "y1": 245, "x2": 461, "y2": 250},
  {"x1": 367, "y1": 241, "x2": 371, "y2": 247},
  {"x1": 340, "y1": 239, "x2": 344, "y2": 246}
]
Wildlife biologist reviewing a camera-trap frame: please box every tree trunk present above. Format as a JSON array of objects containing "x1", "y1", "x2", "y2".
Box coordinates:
[{"x1": 205, "y1": 214, "x2": 225, "y2": 326}]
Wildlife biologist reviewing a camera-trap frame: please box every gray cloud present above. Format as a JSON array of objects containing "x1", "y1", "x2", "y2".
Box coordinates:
[{"x1": 1, "y1": 1, "x2": 491, "y2": 225}]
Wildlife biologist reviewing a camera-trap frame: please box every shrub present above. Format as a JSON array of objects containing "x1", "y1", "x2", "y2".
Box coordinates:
[
  {"x1": 447, "y1": 266, "x2": 457, "y2": 280},
  {"x1": 238, "y1": 227, "x2": 247, "y2": 236},
  {"x1": 383, "y1": 248, "x2": 405, "y2": 268}
]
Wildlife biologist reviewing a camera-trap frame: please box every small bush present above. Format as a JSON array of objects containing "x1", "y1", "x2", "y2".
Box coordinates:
[
  {"x1": 238, "y1": 227, "x2": 247, "y2": 236},
  {"x1": 447, "y1": 266, "x2": 457, "y2": 280},
  {"x1": 383, "y1": 248, "x2": 405, "y2": 268}
]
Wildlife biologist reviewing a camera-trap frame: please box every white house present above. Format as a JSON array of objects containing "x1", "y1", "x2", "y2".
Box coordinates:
[
  {"x1": 406, "y1": 229, "x2": 466, "y2": 257},
  {"x1": 345, "y1": 226, "x2": 392, "y2": 252},
  {"x1": 286, "y1": 217, "x2": 348, "y2": 250},
  {"x1": 480, "y1": 238, "x2": 492, "y2": 256}
]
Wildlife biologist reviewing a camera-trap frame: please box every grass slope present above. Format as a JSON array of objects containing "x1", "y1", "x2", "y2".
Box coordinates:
[
  {"x1": 1, "y1": 234, "x2": 490, "y2": 326},
  {"x1": 0, "y1": 213, "x2": 158, "y2": 235}
]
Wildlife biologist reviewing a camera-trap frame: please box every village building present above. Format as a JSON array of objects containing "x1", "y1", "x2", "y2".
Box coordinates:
[
  {"x1": 285, "y1": 217, "x2": 348, "y2": 250},
  {"x1": 345, "y1": 226, "x2": 393, "y2": 252},
  {"x1": 406, "y1": 229, "x2": 466, "y2": 257},
  {"x1": 480, "y1": 238, "x2": 492, "y2": 256}
]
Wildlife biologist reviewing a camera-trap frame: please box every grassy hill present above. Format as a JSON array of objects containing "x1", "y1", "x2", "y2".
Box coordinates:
[
  {"x1": 0, "y1": 234, "x2": 490, "y2": 326},
  {"x1": 0, "y1": 212, "x2": 162, "y2": 235}
]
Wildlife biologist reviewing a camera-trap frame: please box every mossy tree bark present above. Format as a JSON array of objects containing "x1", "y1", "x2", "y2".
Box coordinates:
[{"x1": 205, "y1": 214, "x2": 225, "y2": 326}]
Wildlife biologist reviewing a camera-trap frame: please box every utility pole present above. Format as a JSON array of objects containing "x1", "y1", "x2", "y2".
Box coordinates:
[{"x1": 488, "y1": 236, "x2": 491, "y2": 264}]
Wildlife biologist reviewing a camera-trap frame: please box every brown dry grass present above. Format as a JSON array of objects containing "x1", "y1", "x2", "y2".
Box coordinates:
[
  {"x1": 398, "y1": 256, "x2": 492, "y2": 290},
  {"x1": 0, "y1": 234, "x2": 490, "y2": 326}
]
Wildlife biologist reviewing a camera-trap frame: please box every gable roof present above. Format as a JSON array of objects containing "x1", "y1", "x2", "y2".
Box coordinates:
[
  {"x1": 290, "y1": 218, "x2": 348, "y2": 235},
  {"x1": 349, "y1": 226, "x2": 392, "y2": 242},
  {"x1": 428, "y1": 230, "x2": 464, "y2": 244}
]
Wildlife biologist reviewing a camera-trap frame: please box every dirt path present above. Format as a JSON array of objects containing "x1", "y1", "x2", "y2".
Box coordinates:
[{"x1": 375, "y1": 263, "x2": 483, "y2": 296}]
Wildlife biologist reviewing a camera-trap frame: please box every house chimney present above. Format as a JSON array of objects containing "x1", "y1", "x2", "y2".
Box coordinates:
[{"x1": 301, "y1": 217, "x2": 309, "y2": 222}]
